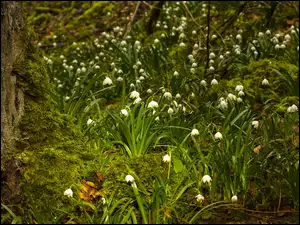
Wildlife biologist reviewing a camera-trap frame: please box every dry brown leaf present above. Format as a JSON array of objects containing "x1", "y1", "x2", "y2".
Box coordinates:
[
  {"x1": 86, "y1": 181, "x2": 96, "y2": 188},
  {"x1": 253, "y1": 145, "x2": 262, "y2": 154},
  {"x1": 96, "y1": 171, "x2": 104, "y2": 182}
]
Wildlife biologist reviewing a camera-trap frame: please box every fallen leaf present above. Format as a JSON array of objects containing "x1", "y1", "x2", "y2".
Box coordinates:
[
  {"x1": 86, "y1": 181, "x2": 96, "y2": 188},
  {"x1": 253, "y1": 145, "x2": 262, "y2": 154}
]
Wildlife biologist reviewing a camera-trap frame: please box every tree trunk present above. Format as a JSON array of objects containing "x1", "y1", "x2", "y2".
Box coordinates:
[{"x1": 1, "y1": 1, "x2": 25, "y2": 204}]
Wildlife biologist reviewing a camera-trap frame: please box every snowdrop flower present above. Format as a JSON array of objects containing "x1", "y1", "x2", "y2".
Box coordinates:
[
  {"x1": 284, "y1": 34, "x2": 291, "y2": 41},
  {"x1": 179, "y1": 33, "x2": 185, "y2": 39},
  {"x1": 258, "y1": 32, "x2": 264, "y2": 38},
  {"x1": 211, "y1": 79, "x2": 218, "y2": 86},
  {"x1": 130, "y1": 90, "x2": 140, "y2": 99},
  {"x1": 220, "y1": 100, "x2": 228, "y2": 110},
  {"x1": 154, "y1": 39, "x2": 160, "y2": 44},
  {"x1": 102, "y1": 197, "x2": 106, "y2": 205},
  {"x1": 202, "y1": 175, "x2": 212, "y2": 185},
  {"x1": 209, "y1": 52, "x2": 216, "y2": 59},
  {"x1": 121, "y1": 109, "x2": 129, "y2": 117},
  {"x1": 163, "y1": 154, "x2": 171, "y2": 162},
  {"x1": 148, "y1": 101, "x2": 158, "y2": 109},
  {"x1": 226, "y1": 51, "x2": 231, "y2": 56},
  {"x1": 139, "y1": 76, "x2": 145, "y2": 81},
  {"x1": 125, "y1": 175, "x2": 134, "y2": 183},
  {"x1": 266, "y1": 30, "x2": 271, "y2": 35},
  {"x1": 133, "y1": 97, "x2": 142, "y2": 104},
  {"x1": 103, "y1": 77, "x2": 113, "y2": 86},
  {"x1": 238, "y1": 91, "x2": 244, "y2": 96},
  {"x1": 139, "y1": 68, "x2": 144, "y2": 73},
  {"x1": 120, "y1": 40, "x2": 127, "y2": 47},
  {"x1": 192, "y1": 30, "x2": 197, "y2": 35},
  {"x1": 214, "y1": 132, "x2": 223, "y2": 140},
  {"x1": 235, "y1": 85, "x2": 244, "y2": 92},
  {"x1": 117, "y1": 77, "x2": 123, "y2": 82},
  {"x1": 275, "y1": 44, "x2": 280, "y2": 50},
  {"x1": 163, "y1": 92, "x2": 172, "y2": 99},
  {"x1": 188, "y1": 54, "x2": 194, "y2": 61},
  {"x1": 208, "y1": 66, "x2": 215, "y2": 72},
  {"x1": 196, "y1": 194, "x2": 204, "y2": 203},
  {"x1": 192, "y1": 62, "x2": 197, "y2": 67},
  {"x1": 191, "y1": 129, "x2": 199, "y2": 136},
  {"x1": 179, "y1": 42, "x2": 186, "y2": 47},
  {"x1": 87, "y1": 118, "x2": 95, "y2": 126},
  {"x1": 262, "y1": 78, "x2": 269, "y2": 86},
  {"x1": 168, "y1": 107, "x2": 174, "y2": 114},
  {"x1": 147, "y1": 89, "x2": 152, "y2": 94},
  {"x1": 57, "y1": 84, "x2": 63, "y2": 88},
  {"x1": 155, "y1": 116, "x2": 160, "y2": 121},
  {"x1": 287, "y1": 104, "x2": 298, "y2": 113},
  {"x1": 65, "y1": 96, "x2": 70, "y2": 101},
  {"x1": 291, "y1": 29, "x2": 296, "y2": 34},
  {"x1": 252, "y1": 121, "x2": 259, "y2": 129},
  {"x1": 136, "y1": 61, "x2": 142, "y2": 66},
  {"x1": 231, "y1": 195, "x2": 238, "y2": 203},
  {"x1": 237, "y1": 97, "x2": 243, "y2": 103},
  {"x1": 64, "y1": 188, "x2": 73, "y2": 198},
  {"x1": 200, "y1": 80, "x2": 207, "y2": 87},
  {"x1": 212, "y1": 34, "x2": 217, "y2": 39},
  {"x1": 236, "y1": 34, "x2": 242, "y2": 40},
  {"x1": 175, "y1": 93, "x2": 181, "y2": 99},
  {"x1": 193, "y1": 44, "x2": 199, "y2": 49},
  {"x1": 190, "y1": 68, "x2": 195, "y2": 74},
  {"x1": 280, "y1": 44, "x2": 286, "y2": 49},
  {"x1": 227, "y1": 93, "x2": 237, "y2": 101},
  {"x1": 81, "y1": 67, "x2": 87, "y2": 73},
  {"x1": 173, "y1": 71, "x2": 179, "y2": 76},
  {"x1": 161, "y1": 33, "x2": 166, "y2": 38},
  {"x1": 209, "y1": 60, "x2": 214, "y2": 65},
  {"x1": 117, "y1": 69, "x2": 123, "y2": 74},
  {"x1": 219, "y1": 55, "x2": 224, "y2": 60}
]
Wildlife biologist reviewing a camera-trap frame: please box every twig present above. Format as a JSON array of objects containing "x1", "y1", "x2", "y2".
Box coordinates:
[
  {"x1": 182, "y1": 2, "x2": 202, "y2": 28},
  {"x1": 123, "y1": 1, "x2": 141, "y2": 38}
]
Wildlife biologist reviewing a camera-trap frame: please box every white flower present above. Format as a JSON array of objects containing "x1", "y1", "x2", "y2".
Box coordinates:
[
  {"x1": 154, "y1": 39, "x2": 160, "y2": 44},
  {"x1": 103, "y1": 77, "x2": 113, "y2": 86},
  {"x1": 188, "y1": 54, "x2": 194, "y2": 60},
  {"x1": 227, "y1": 93, "x2": 237, "y2": 101},
  {"x1": 173, "y1": 71, "x2": 179, "y2": 76},
  {"x1": 102, "y1": 197, "x2": 106, "y2": 205},
  {"x1": 121, "y1": 109, "x2": 129, "y2": 117},
  {"x1": 266, "y1": 30, "x2": 271, "y2": 35},
  {"x1": 163, "y1": 154, "x2": 171, "y2": 162},
  {"x1": 238, "y1": 91, "x2": 244, "y2": 96},
  {"x1": 236, "y1": 34, "x2": 242, "y2": 40},
  {"x1": 130, "y1": 90, "x2": 140, "y2": 99},
  {"x1": 192, "y1": 30, "x2": 197, "y2": 35},
  {"x1": 192, "y1": 62, "x2": 197, "y2": 68},
  {"x1": 258, "y1": 32, "x2": 264, "y2": 37},
  {"x1": 193, "y1": 44, "x2": 199, "y2": 49},
  {"x1": 231, "y1": 195, "x2": 238, "y2": 203},
  {"x1": 125, "y1": 175, "x2": 134, "y2": 183},
  {"x1": 212, "y1": 34, "x2": 217, "y2": 39},
  {"x1": 209, "y1": 52, "x2": 216, "y2": 59},
  {"x1": 287, "y1": 104, "x2": 298, "y2": 113},
  {"x1": 133, "y1": 97, "x2": 142, "y2": 104},
  {"x1": 65, "y1": 96, "x2": 70, "y2": 101},
  {"x1": 209, "y1": 60, "x2": 214, "y2": 65},
  {"x1": 252, "y1": 121, "x2": 259, "y2": 129},
  {"x1": 202, "y1": 175, "x2": 212, "y2": 184},
  {"x1": 226, "y1": 51, "x2": 231, "y2": 56},
  {"x1": 190, "y1": 68, "x2": 195, "y2": 74},
  {"x1": 130, "y1": 83, "x2": 135, "y2": 88},
  {"x1": 87, "y1": 118, "x2": 95, "y2": 126},
  {"x1": 284, "y1": 34, "x2": 291, "y2": 41},
  {"x1": 237, "y1": 97, "x2": 243, "y2": 103},
  {"x1": 64, "y1": 188, "x2": 73, "y2": 198},
  {"x1": 275, "y1": 44, "x2": 280, "y2": 50},
  {"x1": 161, "y1": 33, "x2": 166, "y2": 38},
  {"x1": 168, "y1": 107, "x2": 174, "y2": 114},
  {"x1": 220, "y1": 100, "x2": 228, "y2": 110},
  {"x1": 196, "y1": 194, "x2": 204, "y2": 203},
  {"x1": 219, "y1": 55, "x2": 224, "y2": 60},
  {"x1": 163, "y1": 92, "x2": 172, "y2": 99},
  {"x1": 155, "y1": 116, "x2": 160, "y2": 121},
  {"x1": 262, "y1": 79, "x2": 269, "y2": 86},
  {"x1": 179, "y1": 42, "x2": 185, "y2": 47},
  {"x1": 117, "y1": 77, "x2": 123, "y2": 82},
  {"x1": 280, "y1": 44, "x2": 286, "y2": 49},
  {"x1": 200, "y1": 80, "x2": 207, "y2": 87},
  {"x1": 214, "y1": 132, "x2": 223, "y2": 140},
  {"x1": 211, "y1": 79, "x2": 218, "y2": 86},
  {"x1": 235, "y1": 85, "x2": 244, "y2": 92},
  {"x1": 117, "y1": 69, "x2": 123, "y2": 74},
  {"x1": 147, "y1": 89, "x2": 152, "y2": 94},
  {"x1": 191, "y1": 129, "x2": 199, "y2": 136},
  {"x1": 175, "y1": 94, "x2": 181, "y2": 99},
  {"x1": 208, "y1": 66, "x2": 215, "y2": 72},
  {"x1": 81, "y1": 67, "x2": 87, "y2": 73},
  {"x1": 148, "y1": 101, "x2": 158, "y2": 109}
]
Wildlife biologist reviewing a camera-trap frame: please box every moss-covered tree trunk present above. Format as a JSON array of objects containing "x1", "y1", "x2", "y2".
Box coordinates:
[{"x1": 1, "y1": 1, "x2": 25, "y2": 204}]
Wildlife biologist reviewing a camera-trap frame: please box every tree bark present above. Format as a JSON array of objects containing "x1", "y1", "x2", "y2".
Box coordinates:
[{"x1": 1, "y1": 1, "x2": 25, "y2": 204}]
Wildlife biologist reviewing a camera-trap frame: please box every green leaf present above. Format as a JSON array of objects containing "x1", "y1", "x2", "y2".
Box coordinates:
[
  {"x1": 201, "y1": 210, "x2": 212, "y2": 220},
  {"x1": 173, "y1": 157, "x2": 184, "y2": 173}
]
